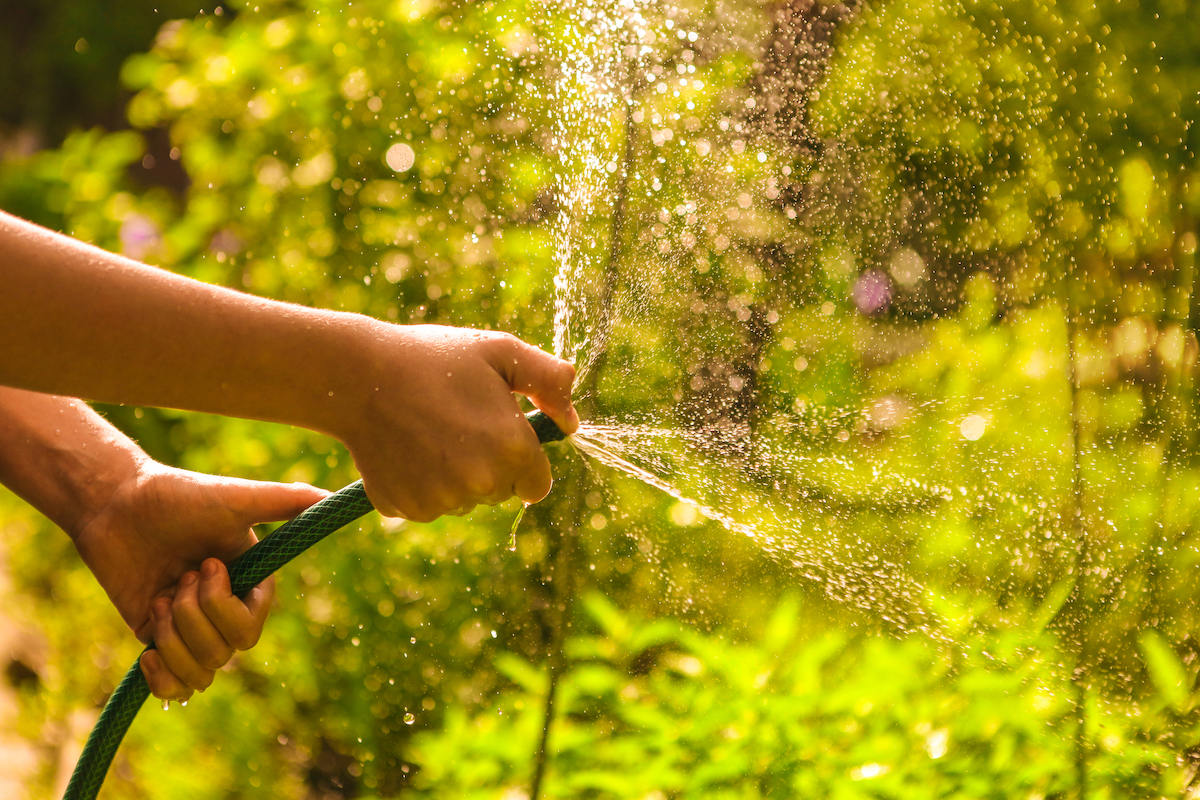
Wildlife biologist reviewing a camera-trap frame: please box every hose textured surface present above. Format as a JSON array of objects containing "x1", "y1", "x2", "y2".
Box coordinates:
[{"x1": 64, "y1": 411, "x2": 564, "y2": 800}]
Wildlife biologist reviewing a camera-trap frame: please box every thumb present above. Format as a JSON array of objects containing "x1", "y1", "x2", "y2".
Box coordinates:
[
  {"x1": 223, "y1": 480, "x2": 330, "y2": 527},
  {"x1": 488, "y1": 335, "x2": 580, "y2": 434}
]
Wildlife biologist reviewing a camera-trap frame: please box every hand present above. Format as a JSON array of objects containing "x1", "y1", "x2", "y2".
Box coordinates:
[
  {"x1": 339, "y1": 323, "x2": 578, "y2": 521},
  {"x1": 71, "y1": 462, "x2": 326, "y2": 700},
  {"x1": 0, "y1": 214, "x2": 577, "y2": 525}
]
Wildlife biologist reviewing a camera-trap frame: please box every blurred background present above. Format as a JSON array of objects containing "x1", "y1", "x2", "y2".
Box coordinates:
[{"x1": 2, "y1": 0, "x2": 1200, "y2": 798}]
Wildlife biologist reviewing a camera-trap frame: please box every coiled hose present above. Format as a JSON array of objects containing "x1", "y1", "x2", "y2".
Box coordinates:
[{"x1": 64, "y1": 410, "x2": 566, "y2": 800}]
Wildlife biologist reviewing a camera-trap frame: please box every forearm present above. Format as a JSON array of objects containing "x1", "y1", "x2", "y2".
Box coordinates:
[
  {"x1": 0, "y1": 387, "x2": 144, "y2": 538},
  {"x1": 0, "y1": 210, "x2": 367, "y2": 436}
]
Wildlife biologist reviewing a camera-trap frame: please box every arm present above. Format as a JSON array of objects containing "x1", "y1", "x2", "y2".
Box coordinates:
[
  {"x1": 0, "y1": 386, "x2": 325, "y2": 700},
  {"x1": 0, "y1": 210, "x2": 578, "y2": 518},
  {"x1": 0, "y1": 211, "x2": 357, "y2": 430}
]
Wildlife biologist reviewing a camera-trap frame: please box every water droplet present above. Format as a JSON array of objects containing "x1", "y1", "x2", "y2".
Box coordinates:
[
  {"x1": 181, "y1": 700, "x2": 188, "y2": 707},
  {"x1": 162, "y1": 700, "x2": 170, "y2": 711},
  {"x1": 404, "y1": 712, "x2": 415, "y2": 725}
]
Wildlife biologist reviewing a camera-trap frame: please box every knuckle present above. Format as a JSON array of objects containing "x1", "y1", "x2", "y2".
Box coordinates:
[
  {"x1": 194, "y1": 670, "x2": 216, "y2": 692},
  {"x1": 406, "y1": 504, "x2": 439, "y2": 524},
  {"x1": 500, "y1": 428, "x2": 533, "y2": 460},
  {"x1": 486, "y1": 331, "x2": 522, "y2": 364},
  {"x1": 488, "y1": 330, "x2": 520, "y2": 347},
  {"x1": 556, "y1": 361, "x2": 577, "y2": 389},
  {"x1": 529, "y1": 475, "x2": 553, "y2": 501},
  {"x1": 221, "y1": 621, "x2": 253, "y2": 651},
  {"x1": 234, "y1": 629, "x2": 261, "y2": 651},
  {"x1": 428, "y1": 498, "x2": 456, "y2": 520},
  {"x1": 425, "y1": 492, "x2": 462, "y2": 521},
  {"x1": 154, "y1": 613, "x2": 175, "y2": 644},
  {"x1": 248, "y1": 581, "x2": 275, "y2": 610},
  {"x1": 173, "y1": 587, "x2": 200, "y2": 614},
  {"x1": 142, "y1": 660, "x2": 166, "y2": 698},
  {"x1": 146, "y1": 676, "x2": 171, "y2": 700},
  {"x1": 197, "y1": 590, "x2": 223, "y2": 620},
  {"x1": 463, "y1": 470, "x2": 497, "y2": 499},
  {"x1": 197, "y1": 577, "x2": 226, "y2": 608},
  {"x1": 379, "y1": 490, "x2": 418, "y2": 520},
  {"x1": 375, "y1": 501, "x2": 403, "y2": 519},
  {"x1": 153, "y1": 670, "x2": 187, "y2": 701},
  {"x1": 517, "y1": 461, "x2": 553, "y2": 503},
  {"x1": 201, "y1": 646, "x2": 234, "y2": 670}
]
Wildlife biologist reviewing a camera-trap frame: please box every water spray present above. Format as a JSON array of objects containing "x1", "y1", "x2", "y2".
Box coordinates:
[{"x1": 63, "y1": 410, "x2": 566, "y2": 800}]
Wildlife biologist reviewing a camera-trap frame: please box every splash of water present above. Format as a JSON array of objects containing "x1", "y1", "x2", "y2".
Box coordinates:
[
  {"x1": 531, "y1": 0, "x2": 949, "y2": 633},
  {"x1": 537, "y1": 0, "x2": 654, "y2": 385},
  {"x1": 568, "y1": 420, "x2": 941, "y2": 636},
  {"x1": 530, "y1": 0, "x2": 1087, "y2": 641}
]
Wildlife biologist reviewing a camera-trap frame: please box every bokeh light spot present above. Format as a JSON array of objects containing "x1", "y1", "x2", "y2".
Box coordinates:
[
  {"x1": 960, "y1": 415, "x2": 987, "y2": 441},
  {"x1": 386, "y1": 143, "x2": 416, "y2": 172}
]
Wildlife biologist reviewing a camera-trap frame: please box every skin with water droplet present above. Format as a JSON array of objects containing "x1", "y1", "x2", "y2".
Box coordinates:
[{"x1": 161, "y1": 700, "x2": 170, "y2": 711}]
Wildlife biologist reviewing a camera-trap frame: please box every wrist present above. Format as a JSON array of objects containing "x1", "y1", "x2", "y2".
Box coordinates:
[
  {"x1": 289, "y1": 310, "x2": 383, "y2": 443},
  {"x1": 59, "y1": 425, "x2": 148, "y2": 542},
  {"x1": 0, "y1": 388, "x2": 149, "y2": 541}
]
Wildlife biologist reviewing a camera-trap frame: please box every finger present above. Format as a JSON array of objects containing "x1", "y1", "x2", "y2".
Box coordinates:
[
  {"x1": 512, "y1": 447, "x2": 554, "y2": 505},
  {"x1": 376, "y1": 494, "x2": 438, "y2": 523},
  {"x1": 172, "y1": 570, "x2": 235, "y2": 670},
  {"x1": 359, "y1": 481, "x2": 404, "y2": 519},
  {"x1": 486, "y1": 335, "x2": 579, "y2": 434},
  {"x1": 412, "y1": 500, "x2": 455, "y2": 523},
  {"x1": 152, "y1": 597, "x2": 216, "y2": 692},
  {"x1": 225, "y1": 480, "x2": 330, "y2": 529},
  {"x1": 482, "y1": 487, "x2": 514, "y2": 506},
  {"x1": 140, "y1": 649, "x2": 192, "y2": 702},
  {"x1": 198, "y1": 558, "x2": 274, "y2": 651},
  {"x1": 242, "y1": 574, "x2": 275, "y2": 635},
  {"x1": 406, "y1": 487, "x2": 468, "y2": 523},
  {"x1": 492, "y1": 417, "x2": 552, "y2": 505}
]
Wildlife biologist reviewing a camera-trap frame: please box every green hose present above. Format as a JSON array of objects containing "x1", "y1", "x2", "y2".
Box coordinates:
[{"x1": 64, "y1": 410, "x2": 566, "y2": 800}]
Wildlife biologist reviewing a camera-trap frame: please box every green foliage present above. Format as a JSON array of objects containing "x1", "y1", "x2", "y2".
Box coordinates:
[
  {"x1": 411, "y1": 595, "x2": 1184, "y2": 798},
  {"x1": 3, "y1": 0, "x2": 1200, "y2": 797}
]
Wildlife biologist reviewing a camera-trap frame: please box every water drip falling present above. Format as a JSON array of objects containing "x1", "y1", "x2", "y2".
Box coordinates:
[{"x1": 508, "y1": 501, "x2": 530, "y2": 552}]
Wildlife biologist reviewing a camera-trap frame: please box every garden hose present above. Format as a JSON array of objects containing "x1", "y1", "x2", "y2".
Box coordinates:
[{"x1": 64, "y1": 409, "x2": 566, "y2": 800}]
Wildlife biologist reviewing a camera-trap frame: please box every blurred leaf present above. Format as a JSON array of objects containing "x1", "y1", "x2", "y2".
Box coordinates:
[{"x1": 1138, "y1": 629, "x2": 1190, "y2": 712}]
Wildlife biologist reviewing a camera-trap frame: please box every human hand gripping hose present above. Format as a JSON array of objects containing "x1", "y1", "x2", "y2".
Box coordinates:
[{"x1": 64, "y1": 410, "x2": 567, "y2": 800}]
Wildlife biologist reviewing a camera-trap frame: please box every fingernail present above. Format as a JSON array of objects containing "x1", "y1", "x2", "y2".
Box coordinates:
[
  {"x1": 202, "y1": 559, "x2": 219, "y2": 578},
  {"x1": 144, "y1": 658, "x2": 157, "y2": 676},
  {"x1": 181, "y1": 572, "x2": 197, "y2": 587}
]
